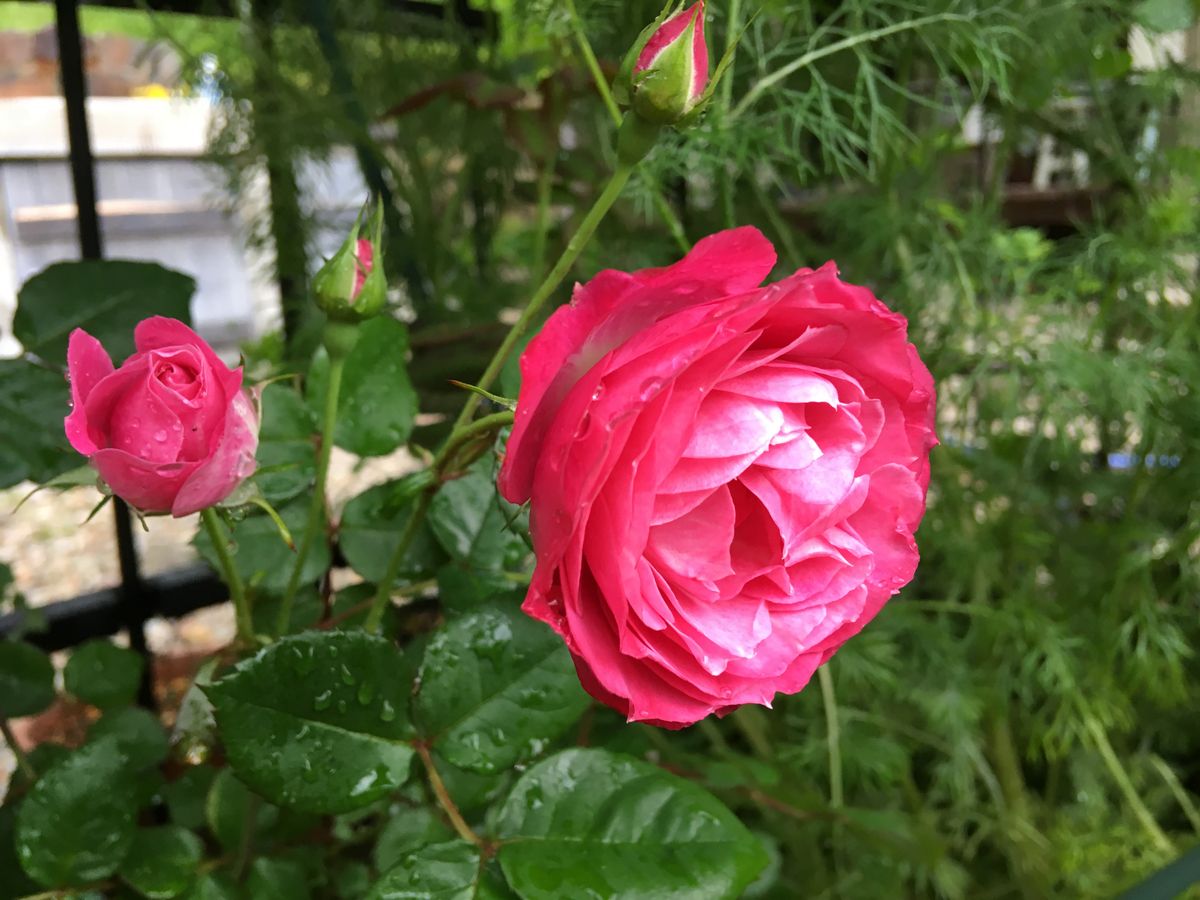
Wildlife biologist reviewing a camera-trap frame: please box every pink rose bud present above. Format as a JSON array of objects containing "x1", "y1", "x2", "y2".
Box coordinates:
[
  {"x1": 615, "y1": 1, "x2": 709, "y2": 125},
  {"x1": 314, "y1": 201, "x2": 387, "y2": 322},
  {"x1": 64, "y1": 318, "x2": 259, "y2": 517},
  {"x1": 499, "y1": 227, "x2": 938, "y2": 728}
]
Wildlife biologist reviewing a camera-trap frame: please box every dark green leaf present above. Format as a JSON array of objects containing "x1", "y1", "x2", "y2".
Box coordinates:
[
  {"x1": 16, "y1": 736, "x2": 140, "y2": 887},
  {"x1": 373, "y1": 808, "x2": 454, "y2": 873},
  {"x1": 205, "y1": 631, "x2": 415, "y2": 813},
  {"x1": 436, "y1": 565, "x2": 524, "y2": 616},
  {"x1": 369, "y1": 841, "x2": 484, "y2": 900},
  {"x1": 339, "y1": 474, "x2": 445, "y2": 586},
  {"x1": 63, "y1": 640, "x2": 144, "y2": 710},
  {"x1": 413, "y1": 604, "x2": 588, "y2": 774},
  {"x1": 333, "y1": 860, "x2": 373, "y2": 899},
  {"x1": 253, "y1": 383, "x2": 316, "y2": 504},
  {"x1": 88, "y1": 707, "x2": 169, "y2": 770},
  {"x1": 493, "y1": 748, "x2": 768, "y2": 900},
  {"x1": 193, "y1": 500, "x2": 328, "y2": 596},
  {"x1": 14, "y1": 261, "x2": 193, "y2": 364},
  {"x1": 118, "y1": 826, "x2": 204, "y2": 899},
  {"x1": 246, "y1": 858, "x2": 312, "y2": 900},
  {"x1": 309, "y1": 316, "x2": 418, "y2": 456},
  {"x1": 179, "y1": 873, "x2": 239, "y2": 900},
  {"x1": 163, "y1": 767, "x2": 216, "y2": 831},
  {"x1": 1134, "y1": 0, "x2": 1194, "y2": 32},
  {"x1": 0, "y1": 360, "x2": 76, "y2": 489},
  {"x1": 0, "y1": 640, "x2": 55, "y2": 718},
  {"x1": 0, "y1": 803, "x2": 39, "y2": 899},
  {"x1": 204, "y1": 769, "x2": 279, "y2": 853},
  {"x1": 428, "y1": 458, "x2": 528, "y2": 571}
]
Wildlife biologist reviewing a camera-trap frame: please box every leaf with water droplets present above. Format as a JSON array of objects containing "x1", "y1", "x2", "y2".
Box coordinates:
[
  {"x1": 428, "y1": 457, "x2": 529, "y2": 572},
  {"x1": 413, "y1": 604, "x2": 589, "y2": 774},
  {"x1": 0, "y1": 640, "x2": 55, "y2": 718},
  {"x1": 493, "y1": 748, "x2": 768, "y2": 900},
  {"x1": 63, "y1": 639, "x2": 144, "y2": 710},
  {"x1": 205, "y1": 631, "x2": 416, "y2": 814},
  {"x1": 369, "y1": 840, "x2": 515, "y2": 900},
  {"x1": 15, "y1": 735, "x2": 141, "y2": 887},
  {"x1": 118, "y1": 825, "x2": 204, "y2": 899}
]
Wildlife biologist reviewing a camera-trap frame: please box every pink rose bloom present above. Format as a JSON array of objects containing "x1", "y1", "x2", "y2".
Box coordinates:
[
  {"x1": 499, "y1": 228, "x2": 937, "y2": 728},
  {"x1": 64, "y1": 317, "x2": 259, "y2": 517}
]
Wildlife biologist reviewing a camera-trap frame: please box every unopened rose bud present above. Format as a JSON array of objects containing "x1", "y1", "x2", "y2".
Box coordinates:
[
  {"x1": 615, "y1": 1, "x2": 709, "y2": 126},
  {"x1": 314, "y1": 201, "x2": 387, "y2": 322}
]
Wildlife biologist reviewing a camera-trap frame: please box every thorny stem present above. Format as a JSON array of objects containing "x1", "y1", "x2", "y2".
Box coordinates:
[
  {"x1": 416, "y1": 742, "x2": 484, "y2": 847},
  {"x1": 200, "y1": 507, "x2": 253, "y2": 643},
  {"x1": 278, "y1": 348, "x2": 346, "y2": 635}
]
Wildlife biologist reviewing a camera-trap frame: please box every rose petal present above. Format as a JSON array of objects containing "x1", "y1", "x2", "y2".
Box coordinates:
[
  {"x1": 64, "y1": 329, "x2": 114, "y2": 456},
  {"x1": 90, "y1": 449, "x2": 198, "y2": 515},
  {"x1": 171, "y1": 389, "x2": 260, "y2": 516}
]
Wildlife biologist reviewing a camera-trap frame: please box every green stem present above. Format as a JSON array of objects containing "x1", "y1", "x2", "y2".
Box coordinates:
[
  {"x1": 200, "y1": 507, "x2": 253, "y2": 643},
  {"x1": 417, "y1": 743, "x2": 483, "y2": 847},
  {"x1": 565, "y1": 0, "x2": 621, "y2": 124},
  {"x1": 449, "y1": 163, "x2": 633, "y2": 433},
  {"x1": 818, "y1": 665, "x2": 843, "y2": 809},
  {"x1": 1085, "y1": 716, "x2": 1176, "y2": 855},
  {"x1": 363, "y1": 492, "x2": 432, "y2": 635},
  {"x1": 277, "y1": 350, "x2": 346, "y2": 635},
  {"x1": 564, "y1": 0, "x2": 689, "y2": 252},
  {"x1": 0, "y1": 716, "x2": 35, "y2": 782}
]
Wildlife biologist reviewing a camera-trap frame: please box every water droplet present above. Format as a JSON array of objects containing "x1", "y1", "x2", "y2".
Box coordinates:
[
  {"x1": 379, "y1": 699, "x2": 397, "y2": 722},
  {"x1": 356, "y1": 681, "x2": 375, "y2": 705},
  {"x1": 313, "y1": 690, "x2": 333, "y2": 711},
  {"x1": 336, "y1": 699, "x2": 348, "y2": 714},
  {"x1": 153, "y1": 429, "x2": 167, "y2": 442},
  {"x1": 339, "y1": 663, "x2": 356, "y2": 686},
  {"x1": 591, "y1": 384, "x2": 604, "y2": 401}
]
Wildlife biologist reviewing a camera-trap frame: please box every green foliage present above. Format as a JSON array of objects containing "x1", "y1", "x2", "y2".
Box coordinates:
[
  {"x1": 205, "y1": 632, "x2": 416, "y2": 814},
  {"x1": 0, "y1": 641, "x2": 55, "y2": 718},
  {"x1": 3, "y1": 0, "x2": 1199, "y2": 897},
  {"x1": 63, "y1": 640, "x2": 145, "y2": 710}
]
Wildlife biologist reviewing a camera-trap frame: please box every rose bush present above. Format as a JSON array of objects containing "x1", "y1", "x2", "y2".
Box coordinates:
[
  {"x1": 64, "y1": 316, "x2": 259, "y2": 516},
  {"x1": 500, "y1": 227, "x2": 937, "y2": 727}
]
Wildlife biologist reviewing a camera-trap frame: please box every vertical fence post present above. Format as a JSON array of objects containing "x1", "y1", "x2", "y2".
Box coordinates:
[{"x1": 53, "y1": 0, "x2": 155, "y2": 709}]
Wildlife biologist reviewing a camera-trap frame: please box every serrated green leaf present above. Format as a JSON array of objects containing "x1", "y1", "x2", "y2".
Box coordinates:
[
  {"x1": 193, "y1": 500, "x2": 328, "y2": 596},
  {"x1": 427, "y1": 458, "x2": 528, "y2": 571},
  {"x1": 88, "y1": 707, "x2": 169, "y2": 770},
  {"x1": 206, "y1": 631, "x2": 415, "y2": 813},
  {"x1": 246, "y1": 858, "x2": 312, "y2": 900},
  {"x1": 178, "y1": 873, "x2": 239, "y2": 900},
  {"x1": 373, "y1": 808, "x2": 455, "y2": 873},
  {"x1": 253, "y1": 383, "x2": 316, "y2": 504},
  {"x1": 308, "y1": 316, "x2": 417, "y2": 457},
  {"x1": 163, "y1": 767, "x2": 216, "y2": 831},
  {"x1": 0, "y1": 803, "x2": 40, "y2": 898},
  {"x1": 493, "y1": 748, "x2": 768, "y2": 900},
  {"x1": 204, "y1": 769, "x2": 279, "y2": 853},
  {"x1": 414, "y1": 604, "x2": 588, "y2": 774},
  {"x1": 13, "y1": 261, "x2": 193, "y2": 364},
  {"x1": 118, "y1": 826, "x2": 204, "y2": 899},
  {"x1": 0, "y1": 640, "x2": 55, "y2": 718},
  {"x1": 0, "y1": 358, "x2": 77, "y2": 490},
  {"x1": 339, "y1": 474, "x2": 446, "y2": 586},
  {"x1": 369, "y1": 841, "x2": 497, "y2": 900},
  {"x1": 63, "y1": 640, "x2": 144, "y2": 710},
  {"x1": 16, "y1": 736, "x2": 141, "y2": 887}
]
